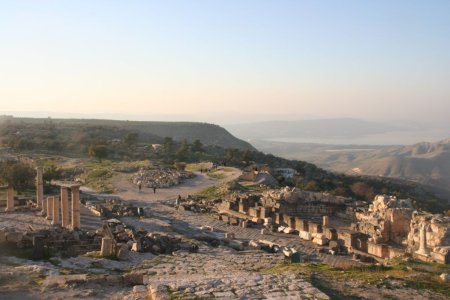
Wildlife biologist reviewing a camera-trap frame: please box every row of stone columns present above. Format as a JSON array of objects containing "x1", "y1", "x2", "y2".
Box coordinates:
[
  {"x1": 43, "y1": 186, "x2": 81, "y2": 230},
  {"x1": 4, "y1": 167, "x2": 80, "y2": 231},
  {"x1": 5, "y1": 166, "x2": 44, "y2": 212}
]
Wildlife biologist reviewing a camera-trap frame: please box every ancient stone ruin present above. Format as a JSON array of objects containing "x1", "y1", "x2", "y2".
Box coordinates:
[
  {"x1": 217, "y1": 187, "x2": 450, "y2": 264},
  {"x1": 131, "y1": 168, "x2": 194, "y2": 188}
]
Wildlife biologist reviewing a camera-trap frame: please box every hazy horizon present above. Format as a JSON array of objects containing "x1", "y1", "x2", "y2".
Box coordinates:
[
  {"x1": 2, "y1": 110, "x2": 449, "y2": 145},
  {"x1": 1, "y1": 1, "x2": 450, "y2": 125}
]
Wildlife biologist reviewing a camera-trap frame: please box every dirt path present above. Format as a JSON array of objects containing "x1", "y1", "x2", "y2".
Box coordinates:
[{"x1": 110, "y1": 167, "x2": 241, "y2": 205}]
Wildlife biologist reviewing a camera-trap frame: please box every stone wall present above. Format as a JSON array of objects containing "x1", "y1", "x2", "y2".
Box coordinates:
[{"x1": 354, "y1": 195, "x2": 413, "y2": 245}]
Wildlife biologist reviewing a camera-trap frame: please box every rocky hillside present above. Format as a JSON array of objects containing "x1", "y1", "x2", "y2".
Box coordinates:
[
  {"x1": 341, "y1": 139, "x2": 450, "y2": 188},
  {"x1": 0, "y1": 116, "x2": 255, "y2": 152},
  {"x1": 274, "y1": 139, "x2": 450, "y2": 198}
]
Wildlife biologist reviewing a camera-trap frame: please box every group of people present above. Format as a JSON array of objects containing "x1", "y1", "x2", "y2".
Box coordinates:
[
  {"x1": 136, "y1": 179, "x2": 183, "y2": 211},
  {"x1": 137, "y1": 182, "x2": 157, "y2": 194}
]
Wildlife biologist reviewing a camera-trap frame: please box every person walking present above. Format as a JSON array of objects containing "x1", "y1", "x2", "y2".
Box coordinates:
[
  {"x1": 153, "y1": 186, "x2": 156, "y2": 194},
  {"x1": 175, "y1": 195, "x2": 181, "y2": 209}
]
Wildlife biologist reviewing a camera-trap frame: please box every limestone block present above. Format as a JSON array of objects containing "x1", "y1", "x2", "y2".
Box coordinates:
[
  {"x1": 229, "y1": 217, "x2": 239, "y2": 226},
  {"x1": 100, "y1": 237, "x2": 113, "y2": 257},
  {"x1": 5, "y1": 231, "x2": 23, "y2": 243},
  {"x1": 368, "y1": 242, "x2": 386, "y2": 258},
  {"x1": 263, "y1": 217, "x2": 272, "y2": 225},
  {"x1": 308, "y1": 223, "x2": 322, "y2": 234},
  {"x1": 117, "y1": 244, "x2": 130, "y2": 260},
  {"x1": 299, "y1": 230, "x2": 312, "y2": 241},
  {"x1": 228, "y1": 239, "x2": 244, "y2": 251},
  {"x1": 277, "y1": 226, "x2": 286, "y2": 233},
  {"x1": 240, "y1": 220, "x2": 248, "y2": 228},
  {"x1": 439, "y1": 273, "x2": 450, "y2": 283},
  {"x1": 249, "y1": 240, "x2": 260, "y2": 248},
  {"x1": 225, "y1": 232, "x2": 235, "y2": 239},
  {"x1": 252, "y1": 217, "x2": 263, "y2": 224},
  {"x1": 283, "y1": 227, "x2": 294, "y2": 234},
  {"x1": 131, "y1": 242, "x2": 141, "y2": 252},
  {"x1": 312, "y1": 234, "x2": 328, "y2": 246}
]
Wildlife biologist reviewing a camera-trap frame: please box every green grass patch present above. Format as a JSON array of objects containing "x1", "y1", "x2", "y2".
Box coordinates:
[
  {"x1": 264, "y1": 261, "x2": 450, "y2": 296},
  {"x1": 76, "y1": 159, "x2": 154, "y2": 193},
  {"x1": 195, "y1": 184, "x2": 229, "y2": 199},
  {"x1": 84, "y1": 250, "x2": 119, "y2": 261},
  {"x1": 206, "y1": 171, "x2": 226, "y2": 180},
  {"x1": 239, "y1": 183, "x2": 270, "y2": 194},
  {"x1": 185, "y1": 162, "x2": 213, "y2": 172}
]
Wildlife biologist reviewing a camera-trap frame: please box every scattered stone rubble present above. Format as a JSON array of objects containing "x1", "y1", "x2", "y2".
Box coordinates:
[
  {"x1": 261, "y1": 187, "x2": 350, "y2": 216},
  {"x1": 170, "y1": 195, "x2": 220, "y2": 213},
  {"x1": 86, "y1": 198, "x2": 141, "y2": 218},
  {"x1": 95, "y1": 218, "x2": 199, "y2": 260},
  {"x1": 131, "y1": 168, "x2": 194, "y2": 188},
  {"x1": 0, "y1": 226, "x2": 101, "y2": 259}
]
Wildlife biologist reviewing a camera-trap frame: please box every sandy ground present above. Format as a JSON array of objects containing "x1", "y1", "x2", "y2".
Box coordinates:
[{"x1": 108, "y1": 167, "x2": 241, "y2": 205}]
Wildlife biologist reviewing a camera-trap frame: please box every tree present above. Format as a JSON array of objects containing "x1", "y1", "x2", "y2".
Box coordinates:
[
  {"x1": 242, "y1": 150, "x2": 253, "y2": 165},
  {"x1": 163, "y1": 137, "x2": 174, "y2": 157},
  {"x1": 88, "y1": 145, "x2": 108, "y2": 162},
  {"x1": 0, "y1": 160, "x2": 34, "y2": 192},
  {"x1": 191, "y1": 139, "x2": 204, "y2": 153},
  {"x1": 175, "y1": 140, "x2": 189, "y2": 161},
  {"x1": 351, "y1": 182, "x2": 375, "y2": 201},
  {"x1": 43, "y1": 165, "x2": 62, "y2": 183},
  {"x1": 124, "y1": 132, "x2": 139, "y2": 146}
]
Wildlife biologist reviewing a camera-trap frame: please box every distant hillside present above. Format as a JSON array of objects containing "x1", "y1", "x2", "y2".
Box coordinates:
[
  {"x1": 253, "y1": 138, "x2": 450, "y2": 200},
  {"x1": 226, "y1": 118, "x2": 399, "y2": 141},
  {"x1": 0, "y1": 116, "x2": 255, "y2": 152},
  {"x1": 339, "y1": 139, "x2": 450, "y2": 189}
]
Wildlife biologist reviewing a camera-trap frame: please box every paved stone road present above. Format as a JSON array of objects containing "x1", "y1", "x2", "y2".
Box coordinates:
[
  {"x1": 135, "y1": 246, "x2": 330, "y2": 300},
  {"x1": 101, "y1": 170, "x2": 363, "y2": 270}
]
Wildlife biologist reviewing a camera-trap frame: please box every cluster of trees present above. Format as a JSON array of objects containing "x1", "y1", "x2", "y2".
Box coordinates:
[
  {"x1": 0, "y1": 120, "x2": 163, "y2": 156},
  {"x1": 0, "y1": 160, "x2": 35, "y2": 192}
]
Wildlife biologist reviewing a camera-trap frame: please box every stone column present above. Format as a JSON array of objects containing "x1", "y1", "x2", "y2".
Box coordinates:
[
  {"x1": 51, "y1": 196, "x2": 60, "y2": 226},
  {"x1": 41, "y1": 193, "x2": 47, "y2": 216},
  {"x1": 416, "y1": 223, "x2": 430, "y2": 256},
  {"x1": 46, "y1": 197, "x2": 53, "y2": 220},
  {"x1": 5, "y1": 185, "x2": 15, "y2": 212},
  {"x1": 323, "y1": 216, "x2": 330, "y2": 227},
  {"x1": 71, "y1": 186, "x2": 80, "y2": 230},
  {"x1": 36, "y1": 167, "x2": 44, "y2": 209},
  {"x1": 60, "y1": 187, "x2": 69, "y2": 228}
]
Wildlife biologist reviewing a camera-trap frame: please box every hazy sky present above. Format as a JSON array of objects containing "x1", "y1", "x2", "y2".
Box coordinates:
[{"x1": 1, "y1": 1, "x2": 450, "y2": 124}]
